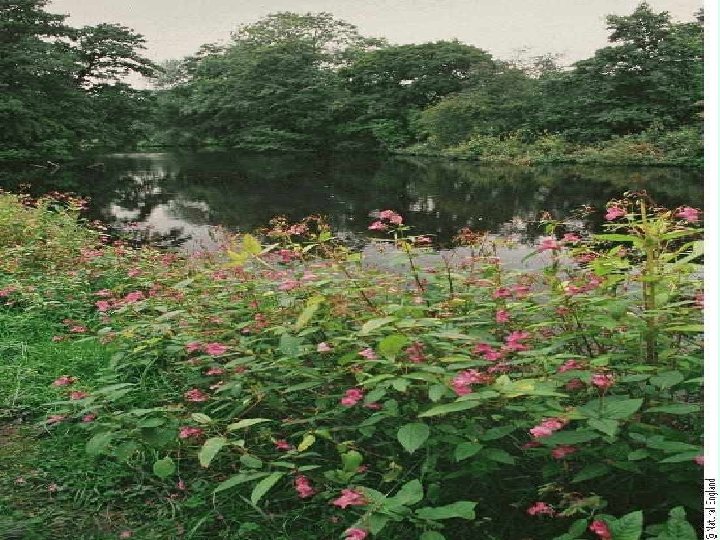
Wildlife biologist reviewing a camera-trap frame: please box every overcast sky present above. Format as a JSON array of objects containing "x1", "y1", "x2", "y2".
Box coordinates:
[{"x1": 48, "y1": 0, "x2": 701, "y2": 66}]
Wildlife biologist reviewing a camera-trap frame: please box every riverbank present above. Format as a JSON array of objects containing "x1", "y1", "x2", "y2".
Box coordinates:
[{"x1": 0, "y1": 192, "x2": 704, "y2": 539}]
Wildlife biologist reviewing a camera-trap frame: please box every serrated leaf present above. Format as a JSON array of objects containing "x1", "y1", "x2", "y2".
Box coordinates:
[
  {"x1": 415, "y1": 501, "x2": 477, "y2": 520},
  {"x1": 397, "y1": 423, "x2": 430, "y2": 454},
  {"x1": 153, "y1": 457, "x2": 176, "y2": 478},
  {"x1": 199, "y1": 437, "x2": 227, "y2": 468},
  {"x1": 250, "y1": 472, "x2": 283, "y2": 505},
  {"x1": 419, "y1": 400, "x2": 481, "y2": 417},
  {"x1": 226, "y1": 418, "x2": 272, "y2": 431}
]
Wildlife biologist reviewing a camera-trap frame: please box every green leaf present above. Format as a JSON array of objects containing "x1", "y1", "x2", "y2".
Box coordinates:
[
  {"x1": 387, "y1": 479, "x2": 424, "y2": 507},
  {"x1": 455, "y1": 442, "x2": 483, "y2": 461},
  {"x1": 659, "y1": 452, "x2": 702, "y2": 463},
  {"x1": 572, "y1": 463, "x2": 610, "y2": 483},
  {"x1": 645, "y1": 404, "x2": 700, "y2": 415},
  {"x1": 609, "y1": 510, "x2": 643, "y2": 540},
  {"x1": 278, "y1": 334, "x2": 302, "y2": 357},
  {"x1": 397, "y1": 423, "x2": 430, "y2": 454},
  {"x1": 480, "y1": 425, "x2": 515, "y2": 441},
  {"x1": 85, "y1": 431, "x2": 114, "y2": 456},
  {"x1": 578, "y1": 397, "x2": 643, "y2": 420},
  {"x1": 627, "y1": 449, "x2": 649, "y2": 461},
  {"x1": 428, "y1": 384, "x2": 447, "y2": 402},
  {"x1": 226, "y1": 418, "x2": 272, "y2": 431},
  {"x1": 295, "y1": 301, "x2": 320, "y2": 330},
  {"x1": 419, "y1": 400, "x2": 480, "y2": 417},
  {"x1": 420, "y1": 532, "x2": 446, "y2": 540},
  {"x1": 552, "y1": 519, "x2": 589, "y2": 540},
  {"x1": 199, "y1": 437, "x2": 227, "y2": 468},
  {"x1": 482, "y1": 447, "x2": 516, "y2": 464},
  {"x1": 588, "y1": 418, "x2": 619, "y2": 437},
  {"x1": 191, "y1": 413, "x2": 213, "y2": 424},
  {"x1": 242, "y1": 234, "x2": 263, "y2": 255},
  {"x1": 341, "y1": 450, "x2": 363, "y2": 472},
  {"x1": 649, "y1": 506, "x2": 698, "y2": 540},
  {"x1": 665, "y1": 325, "x2": 703, "y2": 333},
  {"x1": 646, "y1": 440, "x2": 701, "y2": 453},
  {"x1": 649, "y1": 371, "x2": 684, "y2": 389},
  {"x1": 239, "y1": 454, "x2": 263, "y2": 469},
  {"x1": 250, "y1": 472, "x2": 283, "y2": 505},
  {"x1": 543, "y1": 430, "x2": 599, "y2": 446},
  {"x1": 153, "y1": 457, "x2": 176, "y2": 479},
  {"x1": 368, "y1": 514, "x2": 390, "y2": 535},
  {"x1": 379, "y1": 333, "x2": 410, "y2": 359},
  {"x1": 297, "y1": 434, "x2": 316, "y2": 452},
  {"x1": 214, "y1": 472, "x2": 269, "y2": 493},
  {"x1": 359, "y1": 317, "x2": 396, "y2": 335},
  {"x1": 415, "y1": 501, "x2": 477, "y2": 521}
]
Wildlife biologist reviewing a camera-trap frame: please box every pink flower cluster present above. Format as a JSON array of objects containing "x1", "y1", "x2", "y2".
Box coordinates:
[
  {"x1": 676, "y1": 206, "x2": 700, "y2": 222},
  {"x1": 551, "y1": 445, "x2": 577, "y2": 459},
  {"x1": 537, "y1": 236, "x2": 561, "y2": 252},
  {"x1": 527, "y1": 501, "x2": 554, "y2": 516},
  {"x1": 185, "y1": 342, "x2": 229, "y2": 356},
  {"x1": 529, "y1": 417, "x2": 567, "y2": 439},
  {"x1": 332, "y1": 488, "x2": 367, "y2": 509},
  {"x1": 317, "y1": 342, "x2": 332, "y2": 352},
  {"x1": 605, "y1": 206, "x2": 627, "y2": 221},
  {"x1": 495, "y1": 309, "x2": 511, "y2": 324},
  {"x1": 589, "y1": 520, "x2": 612, "y2": 539},
  {"x1": 294, "y1": 475, "x2": 316, "y2": 498},
  {"x1": 557, "y1": 359, "x2": 584, "y2": 373},
  {"x1": 451, "y1": 369, "x2": 492, "y2": 396},
  {"x1": 472, "y1": 343, "x2": 504, "y2": 362},
  {"x1": 404, "y1": 341, "x2": 426, "y2": 363},
  {"x1": 179, "y1": 426, "x2": 204, "y2": 439},
  {"x1": 341, "y1": 388, "x2": 364, "y2": 406},
  {"x1": 591, "y1": 373, "x2": 615, "y2": 390},
  {"x1": 275, "y1": 439, "x2": 293, "y2": 451},
  {"x1": 344, "y1": 528, "x2": 368, "y2": 540},
  {"x1": 359, "y1": 348, "x2": 378, "y2": 360},
  {"x1": 504, "y1": 331, "x2": 531, "y2": 352},
  {"x1": 184, "y1": 389, "x2": 209, "y2": 402},
  {"x1": 52, "y1": 375, "x2": 77, "y2": 387},
  {"x1": 564, "y1": 274, "x2": 603, "y2": 296},
  {"x1": 368, "y1": 210, "x2": 403, "y2": 231}
]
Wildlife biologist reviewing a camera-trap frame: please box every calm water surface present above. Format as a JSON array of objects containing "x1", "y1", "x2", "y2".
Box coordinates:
[{"x1": 1, "y1": 152, "x2": 702, "y2": 258}]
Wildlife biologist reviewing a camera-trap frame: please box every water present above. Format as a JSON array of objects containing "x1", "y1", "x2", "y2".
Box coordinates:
[{"x1": 0, "y1": 151, "x2": 702, "y2": 257}]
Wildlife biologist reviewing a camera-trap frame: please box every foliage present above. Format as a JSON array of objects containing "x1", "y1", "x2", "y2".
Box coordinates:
[{"x1": 0, "y1": 191, "x2": 703, "y2": 538}]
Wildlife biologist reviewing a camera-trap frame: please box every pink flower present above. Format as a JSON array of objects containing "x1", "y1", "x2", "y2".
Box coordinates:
[
  {"x1": 52, "y1": 375, "x2": 76, "y2": 387},
  {"x1": 529, "y1": 417, "x2": 567, "y2": 439},
  {"x1": 589, "y1": 520, "x2": 612, "y2": 539},
  {"x1": 551, "y1": 445, "x2": 577, "y2": 459},
  {"x1": 495, "y1": 310, "x2": 511, "y2": 324},
  {"x1": 368, "y1": 220, "x2": 388, "y2": 231},
  {"x1": 127, "y1": 268, "x2": 142, "y2": 277},
  {"x1": 184, "y1": 389, "x2": 209, "y2": 402},
  {"x1": 68, "y1": 390, "x2": 88, "y2": 400},
  {"x1": 676, "y1": 206, "x2": 700, "y2": 222},
  {"x1": 694, "y1": 455, "x2": 704, "y2": 465},
  {"x1": 123, "y1": 291, "x2": 145, "y2": 303},
  {"x1": 204, "y1": 343, "x2": 228, "y2": 356},
  {"x1": 538, "y1": 236, "x2": 561, "y2": 252},
  {"x1": 379, "y1": 210, "x2": 403, "y2": 225},
  {"x1": 404, "y1": 341, "x2": 426, "y2": 363},
  {"x1": 557, "y1": 359, "x2": 584, "y2": 373},
  {"x1": 46, "y1": 414, "x2": 66, "y2": 425},
  {"x1": 504, "y1": 331, "x2": 531, "y2": 352},
  {"x1": 275, "y1": 439, "x2": 293, "y2": 451},
  {"x1": 278, "y1": 279, "x2": 301, "y2": 291},
  {"x1": 204, "y1": 367, "x2": 225, "y2": 376},
  {"x1": 451, "y1": 369, "x2": 492, "y2": 396},
  {"x1": 341, "y1": 388, "x2": 364, "y2": 407},
  {"x1": 492, "y1": 287, "x2": 512, "y2": 299},
  {"x1": 344, "y1": 528, "x2": 369, "y2": 540},
  {"x1": 331, "y1": 488, "x2": 367, "y2": 509},
  {"x1": 95, "y1": 300, "x2": 112, "y2": 312},
  {"x1": 512, "y1": 284, "x2": 531, "y2": 298},
  {"x1": 177, "y1": 479, "x2": 187, "y2": 491},
  {"x1": 565, "y1": 378, "x2": 584, "y2": 391},
  {"x1": 527, "y1": 501, "x2": 555, "y2": 516},
  {"x1": 605, "y1": 206, "x2": 626, "y2": 221},
  {"x1": 694, "y1": 291, "x2": 704, "y2": 309},
  {"x1": 82, "y1": 413, "x2": 97, "y2": 423},
  {"x1": 69, "y1": 325, "x2": 87, "y2": 334},
  {"x1": 179, "y1": 426, "x2": 204, "y2": 439},
  {"x1": 591, "y1": 373, "x2": 615, "y2": 390},
  {"x1": 294, "y1": 475, "x2": 316, "y2": 498},
  {"x1": 359, "y1": 348, "x2": 378, "y2": 360},
  {"x1": 317, "y1": 342, "x2": 333, "y2": 353},
  {"x1": 563, "y1": 233, "x2": 581, "y2": 243},
  {"x1": 529, "y1": 425, "x2": 554, "y2": 438},
  {"x1": 185, "y1": 341, "x2": 202, "y2": 353}
]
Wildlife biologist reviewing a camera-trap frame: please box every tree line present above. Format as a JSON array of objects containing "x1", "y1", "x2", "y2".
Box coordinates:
[{"x1": 0, "y1": 1, "x2": 703, "y2": 163}]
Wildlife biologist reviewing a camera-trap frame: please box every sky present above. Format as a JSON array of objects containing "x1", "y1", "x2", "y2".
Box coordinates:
[{"x1": 48, "y1": 0, "x2": 700, "y2": 67}]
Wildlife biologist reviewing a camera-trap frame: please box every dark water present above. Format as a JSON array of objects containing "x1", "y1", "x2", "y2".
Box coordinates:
[{"x1": 0, "y1": 151, "x2": 703, "y2": 253}]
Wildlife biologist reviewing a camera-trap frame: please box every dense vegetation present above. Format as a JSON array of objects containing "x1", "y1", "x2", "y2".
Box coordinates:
[
  {"x1": 1, "y1": 1, "x2": 703, "y2": 165},
  {"x1": 0, "y1": 191, "x2": 703, "y2": 538}
]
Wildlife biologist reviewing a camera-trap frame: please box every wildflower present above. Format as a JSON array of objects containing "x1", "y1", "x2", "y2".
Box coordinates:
[
  {"x1": 204, "y1": 343, "x2": 228, "y2": 356},
  {"x1": 95, "y1": 289, "x2": 112, "y2": 297},
  {"x1": 205, "y1": 367, "x2": 225, "y2": 376},
  {"x1": 605, "y1": 206, "x2": 626, "y2": 221},
  {"x1": 184, "y1": 389, "x2": 208, "y2": 402},
  {"x1": 492, "y1": 287, "x2": 512, "y2": 299},
  {"x1": 52, "y1": 375, "x2": 76, "y2": 387},
  {"x1": 589, "y1": 520, "x2": 612, "y2": 539},
  {"x1": 179, "y1": 426, "x2": 204, "y2": 439},
  {"x1": 359, "y1": 348, "x2": 378, "y2": 360},
  {"x1": 451, "y1": 369, "x2": 492, "y2": 396},
  {"x1": 368, "y1": 220, "x2": 388, "y2": 231},
  {"x1": 317, "y1": 342, "x2": 332, "y2": 352},
  {"x1": 275, "y1": 439, "x2": 293, "y2": 451},
  {"x1": 341, "y1": 388, "x2": 364, "y2": 407},
  {"x1": 344, "y1": 528, "x2": 369, "y2": 540},
  {"x1": 95, "y1": 300, "x2": 112, "y2": 312},
  {"x1": 563, "y1": 233, "x2": 581, "y2": 243},
  {"x1": 127, "y1": 268, "x2": 142, "y2": 277},
  {"x1": 591, "y1": 373, "x2": 615, "y2": 390},
  {"x1": 294, "y1": 475, "x2": 316, "y2": 498},
  {"x1": 379, "y1": 210, "x2": 403, "y2": 225},
  {"x1": 404, "y1": 341, "x2": 426, "y2": 363},
  {"x1": 555, "y1": 306, "x2": 570, "y2": 317},
  {"x1": 123, "y1": 291, "x2": 145, "y2": 303},
  {"x1": 82, "y1": 413, "x2": 97, "y2": 422},
  {"x1": 277, "y1": 249, "x2": 298, "y2": 262},
  {"x1": 68, "y1": 390, "x2": 88, "y2": 400},
  {"x1": 177, "y1": 479, "x2": 186, "y2": 491},
  {"x1": 512, "y1": 284, "x2": 531, "y2": 298},
  {"x1": 495, "y1": 310, "x2": 511, "y2": 324},
  {"x1": 504, "y1": 331, "x2": 531, "y2": 352},
  {"x1": 694, "y1": 455, "x2": 704, "y2": 466},
  {"x1": 332, "y1": 488, "x2": 367, "y2": 509},
  {"x1": 676, "y1": 206, "x2": 700, "y2": 222},
  {"x1": 69, "y1": 325, "x2": 87, "y2": 334},
  {"x1": 46, "y1": 414, "x2": 66, "y2": 425},
  {"x1": 530, "y1": 417, "x2": 567, "y2": 439},
  {"x1": 185, "y1": 341, "x2": 202, "y2": 353},
  {"x1": 278, "y1": 279, "x2": 301, "y2": 291},
  {"x1": 694, "y1": 291, "x2": 704, "y2": 309},
  {"x1": 527, "y1": 501, "x2": 555, "y2": 516},
  {"x1": 414, "y1": 235, "x2": 432, "y2": 245},
  {"x1": 551, "y1": 445, "x2": 577, "y2": 459},
  {"x1": 538, "y1": 236, "x2": 561, "y2": 252},
  {"x1": 557, "y1": 359, "x2": 584, "y2": 373}
]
